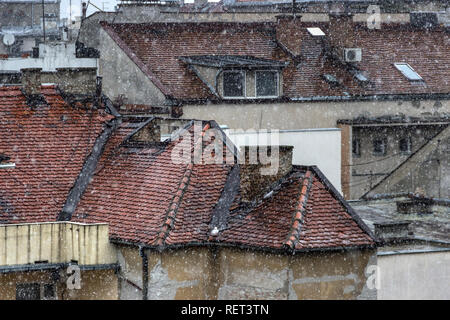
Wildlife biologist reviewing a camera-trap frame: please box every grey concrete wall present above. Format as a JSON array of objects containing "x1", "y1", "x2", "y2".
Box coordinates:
[
  {"x1": 98, "y1": 27, "x2": 166, "y2": 106},
  {"x1": 350, "y1": 124, "x2": 447, "y2": 199},
  {"x1": 378, "y1": 251, "x2": 450, "y2": 300},
  {"x1": 182, "y1": 99, "x2": 449, "y2": 130}
]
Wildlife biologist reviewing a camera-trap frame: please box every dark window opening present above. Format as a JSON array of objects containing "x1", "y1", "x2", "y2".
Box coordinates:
[
  {"x1": 399, "y1": 136, "x2": 412, "y2": 154},
  {"x1": 352, "y1": 138, "x2": 361, "y2": 157},
  {"x1": 223, "y1": 71, "x2": 244, "y2": 97},
  {"x1": 16, "y1": 283, "x2": 40, "y2": 300},
  {"x1": 43, "y1": 284, "x2": 56, "y2": 300},
  {"x1": 256, "y1": 71, "x2": 278, "y2": 97},
  {"x1": 373, "y1": 138, "x2": 387, "y2": 156}
]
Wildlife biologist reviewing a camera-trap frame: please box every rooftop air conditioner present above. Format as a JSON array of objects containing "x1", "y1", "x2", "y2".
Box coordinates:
[{"x1": 343, "y1": 48, "x2": 362, "y2": 63}]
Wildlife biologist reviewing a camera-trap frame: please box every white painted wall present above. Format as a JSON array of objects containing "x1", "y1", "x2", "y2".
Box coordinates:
[
  {"x1": 223, "y1": 128, "x2": 342, "y2": 193},
  {"x1": 0, "y1": 42, "x2": 97, "y2": 72},
  {"x1": 378, "y1": 250, "x2": 450, "y2": 300}
]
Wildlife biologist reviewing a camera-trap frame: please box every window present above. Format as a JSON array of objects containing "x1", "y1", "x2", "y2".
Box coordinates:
[
  {"x1": 256, "y1": 71, "x2": 278, "y2": 97},
  {"x1": 399, "y1": 136, "x2": 412, "y2": 154},
  {"x1": 394, "y1": 63, "x2": 423, "y2": 81},
  {"x1": 373, "y1": 138, "x2": 387, "y2": 156},
  {"x1": 16, "y1": 283, "x2": 56, "y2": 300},
  {"x1": 16, "y1": 283, "x2": 40, "y2": 300},
  {"x1": 223, "y1": 71, "x2": 245, "y2": 98},
  {"x1": 352, "y1": 138, "x2": 361, "y2": 157}
]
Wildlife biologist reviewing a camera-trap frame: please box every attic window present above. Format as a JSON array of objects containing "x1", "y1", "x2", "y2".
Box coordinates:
[
  {"x1": 399, "y1": 136, "x2": 412, "y2": 154},
  {"x1": 354, "y1": 72, "x2": 368, "y2": 82},
  {"x1": 394, "y1": 63, "x2": 423, "y2": 81},
  {"x1": 256, "y1": 71, "x2": 279, "y2": 97},
  {"x1": 223, "y1": 71, "x2": 245, "y2": 98},
  {"x1": 323, "y1": 74, "x2": 339, "y2": 86},
  {"x1": 373, "y1": 138, "x2": 387, "y2": 156}
]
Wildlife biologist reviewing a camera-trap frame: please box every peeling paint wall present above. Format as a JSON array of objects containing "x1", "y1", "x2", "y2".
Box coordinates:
[
  {"x1": 117, "y1": 245, "x2": 375, "y2": 300},
  {"x1": 0, "y1": 269, "x2": 118, "y2": 300}
]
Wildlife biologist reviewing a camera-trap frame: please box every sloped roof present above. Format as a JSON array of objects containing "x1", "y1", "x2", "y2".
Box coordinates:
[
  {"x1": 0, "y1": 85, "x2": 113, "y2": 223},
  {"x1": 100, "y1": 22, "x2": 286, "y2": 100},
  {"x1": 72, "y1": 119, "x2": 375, "y2": 251},
  {"x1": 219, "y1": 166, "x2": 374, "y2": 251},
  {"x1": 101, "y1": 20, "x2": 450, "y2": 102}
]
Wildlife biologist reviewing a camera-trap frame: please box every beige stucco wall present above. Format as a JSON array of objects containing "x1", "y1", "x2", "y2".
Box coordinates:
[
  {"x1": 0, "y1": 222, "x2": 117, "y2": 267},
  {"x1": 118, "y1": 245, "x2": 375, "y2": 300},
  {"x1": 183, "y1": 99, "x2": 448, "y2": 130},
  {"x1": 378, "y1": 251, "x2": 450, "y2": 300},
  {"x1": 0, "y1": 269, "x2": 118, "y2": 300}
]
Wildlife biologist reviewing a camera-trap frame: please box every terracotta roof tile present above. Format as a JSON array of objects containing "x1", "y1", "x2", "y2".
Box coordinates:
[{"x1": 0, "y1": 85, "x2": 112, "y2": 224}]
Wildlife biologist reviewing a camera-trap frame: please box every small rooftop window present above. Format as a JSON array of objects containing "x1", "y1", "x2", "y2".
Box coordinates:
[
  {"x1": 394, "y1": 63, "x2": 423, "y2": 81},
  {"x1": 307, "y1": 27, "x2": 325, "y2": 37},
  {"x1": 323, "y1": 74, "x2": 340, "y2": 86}
]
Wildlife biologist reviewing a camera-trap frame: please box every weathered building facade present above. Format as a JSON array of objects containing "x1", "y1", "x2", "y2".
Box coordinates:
[
  {"x1": 88, "y1": 15, "x2": 450, "y2": 198},
  {"x1": 0, "y1": 0, "x2": 61, "y2": 56},
  {"x1": 0, "y1": 81, "x2": 376, "y2": 299}
]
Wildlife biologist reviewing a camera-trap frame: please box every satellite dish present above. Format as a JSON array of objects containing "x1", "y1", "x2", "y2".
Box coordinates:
[{"x1": 2, "y1": 34, "x2": 15, "y2": 46}]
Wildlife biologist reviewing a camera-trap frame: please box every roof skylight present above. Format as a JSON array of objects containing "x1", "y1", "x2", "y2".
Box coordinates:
[
  {"x1": 307, "y1": 27, "x2": 325, "y2": 37},
  {"x1": 394, "y1": 63, "x2": 423, "y2": 81}
]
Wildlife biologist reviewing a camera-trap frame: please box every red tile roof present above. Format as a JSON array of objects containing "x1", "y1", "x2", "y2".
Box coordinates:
[
  {"x1": 101, "y1": 20, "x2": 450, "y2": 101},
  {"x1": 0, "y1": 85, "x2": 113, "y2": 224},
  {"x1": 219, "y1": 167, "x2": 374, "y2": 250},
  {"x1": 101, "y1": 22, "x2": 286, "y2": 100},
  {"x1": 72, "y1": 119, "x2": 375, "y2": 251}
]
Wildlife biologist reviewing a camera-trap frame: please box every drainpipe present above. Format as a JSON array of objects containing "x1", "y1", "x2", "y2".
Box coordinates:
[{"x1": 139, "y1": 247, "x2": 148, "y2": 300}]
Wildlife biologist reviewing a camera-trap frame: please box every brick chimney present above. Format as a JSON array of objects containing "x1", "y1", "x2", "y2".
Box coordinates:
[
  {"x1": 327, "y1": 13, "x2": 356, "y2": 55},
  {"x1": 82, "y1": 2, "x2": 87, "y2": 20},
  {"x1": 127, "y1": 118, "x2": 162, "y2": 146},
  {"x1": 275, "y1": 15, "x2": 303, "y2": 56},
  {"x1": 239, "y1": 145, "x2": 293, "y2": 203},
  {"x1": 21, "y1": 68, "x2": 42, "y2": 96}
]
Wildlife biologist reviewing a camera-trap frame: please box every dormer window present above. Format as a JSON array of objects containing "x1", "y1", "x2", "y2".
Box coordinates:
[
  {"x1": 256, "y1": 71, "x2": 278, "y2": 98},
  {"x1": 223, "y1": 71, "x2": 245, "y2": 98}
]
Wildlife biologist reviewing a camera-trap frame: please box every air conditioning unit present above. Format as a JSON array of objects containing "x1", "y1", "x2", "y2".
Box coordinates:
[{"x1": 343, "y1": 48, "x2": 362, "y2": 63}]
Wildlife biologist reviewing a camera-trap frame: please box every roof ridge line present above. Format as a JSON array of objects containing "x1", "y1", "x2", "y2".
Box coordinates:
[
  {"x1": 284, "y1": 170, "x2": 313, "y2": 250},
  {"x1": 154, "y1": 122, "x2": 210, "y2": 247},
  {"x1": 155, "y1": 162, "x2": 194, "y2": 247}
]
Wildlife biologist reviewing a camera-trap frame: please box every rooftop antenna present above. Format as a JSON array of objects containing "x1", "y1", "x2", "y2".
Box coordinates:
[{"x1": 42, "y1": 0, "x2": 46, "y2": 43}]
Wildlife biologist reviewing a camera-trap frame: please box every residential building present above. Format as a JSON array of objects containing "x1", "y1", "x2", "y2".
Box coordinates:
[
  {"x1": 88, "y1": 15, "x2": 450, "y2": 198},
  {"x1": 0, "y1": 76, "x2": 377, "y2": 299},
  {"x1": 338, "y1": 116, "x2": 449, "y2": 199},
  {"x1": 0, "y1": 0, "x2": 61, "y2": 56},
  {"x1": 351, "y1": 193, "x2": 450, "y2": 299}
]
